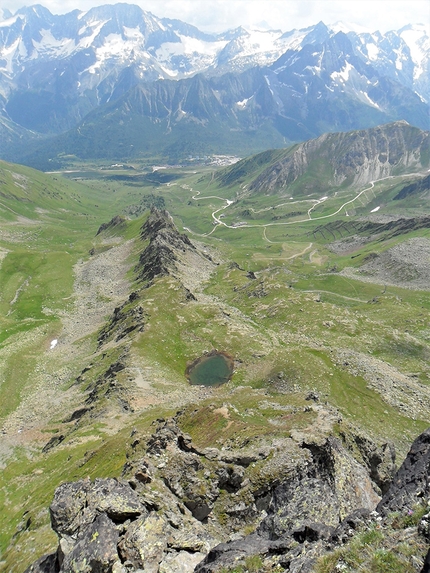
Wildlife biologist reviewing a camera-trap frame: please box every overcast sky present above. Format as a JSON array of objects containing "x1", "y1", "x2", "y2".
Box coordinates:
[{"x1": 2, "y1": 0, "x2": 429, "y2": 34}]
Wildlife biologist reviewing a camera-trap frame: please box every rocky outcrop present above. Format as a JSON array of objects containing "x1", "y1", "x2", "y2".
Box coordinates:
[
  {"x1": 197, "y1": 427, "x2": 430, "y2": 572},
  {"x1": 195, "y1": 433, "x2": 381, "y2": 573},
  {"x1": 24, "y1": 421, "x2": 430, "y2": 573},
  {"x1": 135, "y1": 207, "x2": 196, "y2": 283},
  {"x1": 24, "y1": 472, "x2": 215, "y2": 573},
  {"x1": 25, "y1": 415, "x2": 388, "y2": 573},
  {"x1": 96, "y1": 215, "x2": 127, "y2": 236},
  {"x1": 23, "y1": 418, "x2": 229, "y2": 573},
  {"x1": 377, "y1": 428, "x2": 430, "y2": 516}
]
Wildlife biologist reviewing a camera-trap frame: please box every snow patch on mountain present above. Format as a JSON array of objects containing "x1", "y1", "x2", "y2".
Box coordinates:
[
  {"x1": 32, "y1": 29, "x2": 76, "y2": 58},
  {"x1": 359, "y1": 91, "x2": 381, "y2": 109},
  {"x1": 1, "y1": 37, "x2": 27, "y2": 76},
  {"x1": 158, "y1": 36, "x2": 225, "y2": 58},
  {"x1": 236, "y1": 97, "x2": 251, "y2": 108},
  {"x1": 331, "y1": 61, "x2": 354, "y2": 82},
  {"x1": 0, "y1": 14, "x2": 17, "y2": 27},
  {"x1": 279, "y1": 28, "x2": 314, "y2": 51},
  {"x1": 365, "y1": 43, "x2": 379, "y2": 61},
  {"x1": 399, "y1": 24, "x2": 430, "y2": 80},
  {"x1": 235, "y1": 29, "x2": 286, "y2": 56},
  {"x1": 79, "y1": 19, "x2": 110, "y2": 48}
]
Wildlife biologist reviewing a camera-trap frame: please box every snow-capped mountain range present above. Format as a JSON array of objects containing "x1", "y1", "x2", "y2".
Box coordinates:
[{"x1": 0, "y1": 3, "x2": 428, "y2": 164}]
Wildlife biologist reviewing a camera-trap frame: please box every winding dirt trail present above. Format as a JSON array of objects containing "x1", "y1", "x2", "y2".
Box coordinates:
[{"x1": 175, "y1": 173, "x2": 423, "y2": 237}]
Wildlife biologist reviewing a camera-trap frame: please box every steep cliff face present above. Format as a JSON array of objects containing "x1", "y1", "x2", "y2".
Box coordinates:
[
  {"x1": 377, "y1": 428, "x2": 430, "y2": 516},
  {"x1": 248, "y1": 122, "x2": 429, "y2": 196},
  {"x1": 135, "y1": 207, "x2": 196, "y2": 282}
]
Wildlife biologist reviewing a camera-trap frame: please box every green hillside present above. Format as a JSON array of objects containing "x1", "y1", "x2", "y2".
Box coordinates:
[{"x1": 0, "y1": 139, "x2": 429, "y2": 571}]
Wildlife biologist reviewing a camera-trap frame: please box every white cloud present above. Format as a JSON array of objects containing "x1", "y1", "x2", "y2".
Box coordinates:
[{"x1": 1, "y1": 0, "x2": 429, "y2": 34}]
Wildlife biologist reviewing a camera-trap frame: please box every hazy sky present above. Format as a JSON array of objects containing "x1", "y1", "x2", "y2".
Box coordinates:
[{"x1": 2, "y1": 0, "x2": 429, "y2": 33}]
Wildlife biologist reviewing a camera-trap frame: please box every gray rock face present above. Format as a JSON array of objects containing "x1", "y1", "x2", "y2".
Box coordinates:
[
  {"x1": 422, "y1": 547, "x2": 430, "y2": 573},
  {"x1": 195, "y1": 435, "x2": 380, "y2": 572},
  {"x1": 23, "y1": 553, "x2": 58, "y2": 573},
  {"x1": 50, "y1": 478, "x2": 145, "y2": 539},
  {"x1": 118, "y1": 513, "x2": 169, "y2": 571},
  {"x1": 25, "y1": 421, "x2": 221, "y2": 573},
  {"x1": 338, "y1": 427, "x2": 397, "y2": 494},
  {"x1": 196, "y1": 427, "x2": 430, "y2": 572},
  {"x1": 248, "y1": 122, "x2": 429, "y2": 196},
  {"x1": 259, "y1": 436, "x2": 380, "y2": 539},
  {"x1": 49, "y1": 479, "x2": 92, "y2": 537},
  {"x1": 60, "y1": 514, "x2": 119, "y2": 573},
  {"x1": 24, "y1": 421, "x2": 430, "y2": 573},
  {"x1": 86, "y1": 479, "x2": 145, "y2": 521},
  {"x1": 47, "y1": 478, "x2": 147, "y2": 572},
  {"x1": 377, "y1": 427, "x2": 430, "y2": 516}
]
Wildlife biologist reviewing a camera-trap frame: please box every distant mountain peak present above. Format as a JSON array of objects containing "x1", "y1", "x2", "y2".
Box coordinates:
[
  {"x1": 0, "y1": 8, "x2": 12, "y2": 21},
  {"x1": 398, "y1": 22, "x2": 430, "y2": 34},
  {"x1": 330, "y1": 21, "x2": 374, "y2": 34},
  {"x1": 0, "y1": 3, "x2": 428, "y2": 163}
]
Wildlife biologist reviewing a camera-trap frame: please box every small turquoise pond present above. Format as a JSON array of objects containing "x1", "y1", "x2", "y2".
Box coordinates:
[{"x1": 186, "y1": 352, "x2": 234, "y2": 387}]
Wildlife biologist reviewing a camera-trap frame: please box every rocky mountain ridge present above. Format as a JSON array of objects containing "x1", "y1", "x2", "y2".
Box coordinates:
[
  {"x1": 218, "y1": 121, "x2": 429, "y2": 196},
  {"x1": 1, "y1": 6, "x2": 427, "y2": 111},
  {"x1": 24, "y1": 420, "x2": 430, "y2": 573},
  {"x1": 135, "y1": 208, "x2": 199, "y2": 283},
  {"x1": 62, "y1": 207, "x2": 216, "y2": 424},
  {"x1": 10, "y1": 206, "x2": 429, "y2": 573}
]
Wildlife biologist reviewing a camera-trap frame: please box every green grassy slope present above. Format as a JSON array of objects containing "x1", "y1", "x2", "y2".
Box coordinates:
[{"x1": 0, "y1": 156, "x2": 429, "y2": 571}]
